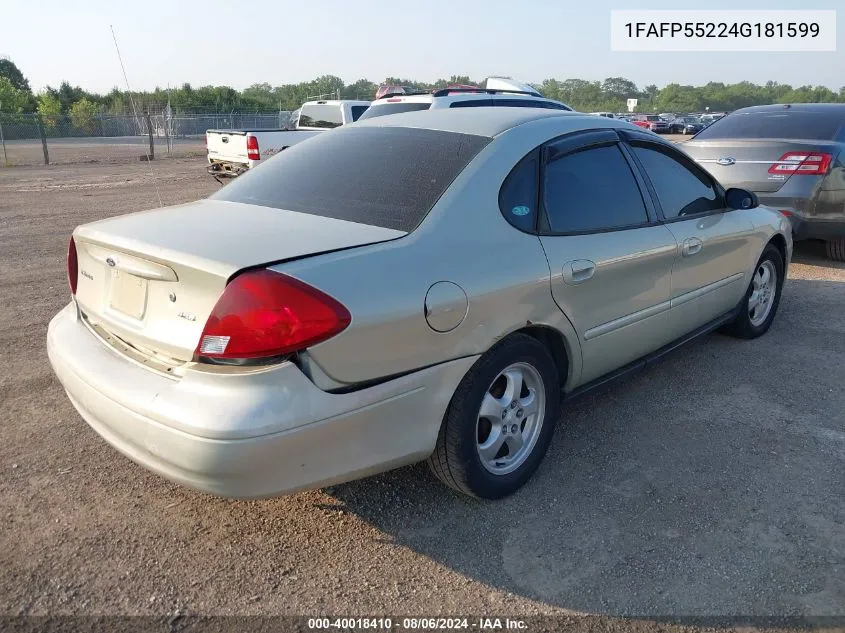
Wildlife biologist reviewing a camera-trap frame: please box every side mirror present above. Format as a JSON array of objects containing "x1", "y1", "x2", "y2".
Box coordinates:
[{"x1": 725, "y1": 188, "x2": 759, "y2": 210}]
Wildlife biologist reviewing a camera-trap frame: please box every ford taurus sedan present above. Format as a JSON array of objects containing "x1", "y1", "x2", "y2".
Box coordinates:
[{"x1": 47, "y1": 108, "x2": 792, "y2": 500}]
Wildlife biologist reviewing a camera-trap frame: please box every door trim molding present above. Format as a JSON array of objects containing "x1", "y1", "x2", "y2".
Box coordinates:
[
  {"x1": 670, "y1": 272, "x2": 745, "y2": 309},
  {"x1": 584, "y1": 300, "x2": 670, "y2": 341}
]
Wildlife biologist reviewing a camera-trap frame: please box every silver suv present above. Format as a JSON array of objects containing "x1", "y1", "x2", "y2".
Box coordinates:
[{"x1": 358, "y1": 77, "x2": 573, "y2": 121}]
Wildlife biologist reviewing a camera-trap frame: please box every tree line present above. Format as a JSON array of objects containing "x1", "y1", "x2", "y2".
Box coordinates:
[{"x1": 2, "y1": 58, "x2": 845, "y2": 121}]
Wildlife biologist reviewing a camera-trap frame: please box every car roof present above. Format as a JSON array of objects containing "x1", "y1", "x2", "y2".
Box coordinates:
[
  {"x1": 367, "y1": 92, "x2": 561, "y2": 105},
  {"x1": 733, "y1": 103, "x2": 845, "y2": 114},
  {"x1": 351, "y1": 107, "x2": 627, "y2": 138}
]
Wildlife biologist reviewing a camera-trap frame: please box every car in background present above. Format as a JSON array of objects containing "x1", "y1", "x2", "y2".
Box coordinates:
[
  {"x1": 206, "y1": 100, "x2": 370, "y2": 177},
  {"x1": 358, "y1": 77, "x2": 572, "y2": 120},
  {"x1": 685, "y1": 103, "x2": 845, "y2": 260},
  {"x1": 632, "y1": 115, "x2": 669, "y2": 134},
  {"x1": 699, "y1": 113, "x2": 727, "y2": 127},
  {"x1": 668, "y1": 116, "x2": 705, "y2": 135},
  {"x1": 590, "y1": 112, "x2": 615, "y2": 118},
  {"x1": 49, "y1": 108, "x2": 790, "y2": 501}
]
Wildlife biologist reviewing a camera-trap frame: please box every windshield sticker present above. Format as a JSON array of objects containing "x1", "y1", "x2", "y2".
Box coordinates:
[{"x1": 512, "y1": 205, "x2": 531, "y2": 216}]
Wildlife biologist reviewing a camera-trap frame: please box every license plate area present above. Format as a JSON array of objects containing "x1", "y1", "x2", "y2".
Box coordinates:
[{"x1": 108, "y1": 270, "x2": 148, "y2": 319}]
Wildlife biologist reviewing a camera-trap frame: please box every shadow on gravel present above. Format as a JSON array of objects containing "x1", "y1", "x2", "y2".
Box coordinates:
[{"x1": 324, "y1": 274, "x2": 845, "y2": 624}]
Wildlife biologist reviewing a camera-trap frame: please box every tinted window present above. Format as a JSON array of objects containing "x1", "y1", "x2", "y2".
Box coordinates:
[
  {"x1": 499, "y1": 152, "x2": 539, "y2": 232},
  {"x1": 350, "y1": 105, "x2": 368, "y2": 121},
  {"x1": 694, "y1": 109, "x2": 845, "y2": 141},
  {"x1": 632, "y1": 144, "x2": 722, "y2": 219},
  {"x1": 357, "y1": 102, "x2": 431, "y2": 120},
  {"x1": 212, "y1": 127, "x2": 489, "y2": 232},
  {"x1": 493, "y1": 99, "x2": 566, "y2": 110},
  {"x1": 450, "y1": 99, "x2": 494, "y2": 108},
  {"x1": 298, "y1": 104, "x2": 344, "y2": 129},
  {"x1": 543, "y1": 144, "x2": 648, "y2": 233}
]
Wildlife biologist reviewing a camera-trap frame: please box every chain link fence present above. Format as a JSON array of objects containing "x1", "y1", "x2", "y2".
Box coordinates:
[{"x1": 0, "y1": 111, "x2": 293, "y2": 167}]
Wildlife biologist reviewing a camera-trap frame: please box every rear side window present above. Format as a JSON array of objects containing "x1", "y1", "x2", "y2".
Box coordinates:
[
  {"x1": 631, "y1": 144, "x2": 722, "y2": 219},
  {"x1": 450, "y1": 99, "x2": 494, "y2": 108},
  {"x1": 298, "y1": 104, "x2": 343, "y2": 129},
  {"x1": 350, "y1": 105, "x2": 368, "y2": 121},
  {"x1": 492, "y1": 99, "x2": 562, "y2": 109},
  {"x1": 695, "y1": 109, "x2": 845, "y2": 141},
  {"x1": 357, "y1": 102, "x2": 431, "y2": 120},
  {"x1": 499, "y1": 152, "x2": 539, "y2": 232},
  {"x1": 212, "y1": 127, "x2": 490, "y2": 232},
  {"x1": 542, "y1": 144, "x2": 649, "y2": 233}
]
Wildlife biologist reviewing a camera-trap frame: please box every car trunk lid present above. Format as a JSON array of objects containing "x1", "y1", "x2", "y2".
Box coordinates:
[
  {"x1": 72, "y1": 199, "x2": 405, "y2": 363},
  {"x1": 683, "y1": 139, "x2": 838, "y2": 193}
]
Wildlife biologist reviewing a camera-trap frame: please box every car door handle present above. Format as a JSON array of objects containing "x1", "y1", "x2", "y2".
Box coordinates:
[
  {"x1": 681, "y1": 237, "x2": 703, "y2": 257},
  {"x1": 562, "y1": 260, "x2": 596, "y2": 285}
]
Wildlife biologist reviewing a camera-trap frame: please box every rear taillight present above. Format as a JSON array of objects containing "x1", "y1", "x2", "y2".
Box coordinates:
[
  {"x1": 195, "y1": 269, "x2": 351, "y2": 363},
  {"x1": 246, "y1": 135, "x2": 260, "y2": 161},
  {"x1": 768, "y1": 151, "x2": 832, "y2": 176},
  {"x1": 67, "y1": 236, "x2": 78, "y2": 295}
]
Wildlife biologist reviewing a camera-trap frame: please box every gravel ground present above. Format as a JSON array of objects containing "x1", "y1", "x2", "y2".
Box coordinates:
[{"x1": 0, "y1": 158, "x2": 843, "y2": 630}]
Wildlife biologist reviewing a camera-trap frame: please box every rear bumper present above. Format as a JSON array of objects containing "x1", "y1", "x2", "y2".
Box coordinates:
[
  {"x1": 783, "y1": 215, "x2": 845, "y2": 241},
  {"x1": 47, "y1": 303, "x2": 476, "y2": 498}
]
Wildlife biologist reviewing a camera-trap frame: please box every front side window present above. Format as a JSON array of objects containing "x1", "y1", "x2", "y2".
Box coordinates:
[
  {"x1": 631, "y1": 144, "x2": 723, "y2": 219},
  {"x1": 542, "y1": 144, "x2": 649, "y2": 233}
]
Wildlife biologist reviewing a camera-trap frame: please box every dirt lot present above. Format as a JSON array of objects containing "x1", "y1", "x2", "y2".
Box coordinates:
[
  {"x1": 1, "y1": 157, "x2": 843, "y2": 628},
  {"x1": 2, "y1": 137, "x2": 206, "y2": 167}
]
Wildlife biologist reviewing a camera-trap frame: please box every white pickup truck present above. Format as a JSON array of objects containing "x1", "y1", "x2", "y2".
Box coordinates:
[{"x1": 206, "y1": 99, "x2": 370, "y2": 176}]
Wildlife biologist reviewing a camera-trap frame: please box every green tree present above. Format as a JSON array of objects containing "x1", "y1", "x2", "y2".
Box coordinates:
[
  {"x1": 36, "y1": 91, "x2": 62, "y2": 126},
  {"x1": 0, "y1": 58, "x2": 30, "y2": 92},
  {"x1": 69, "y1": 98, "x2": 99, "y2": 133},
  {"x1": 0, "y1": 76, "x2": 30, "y2": 113}
]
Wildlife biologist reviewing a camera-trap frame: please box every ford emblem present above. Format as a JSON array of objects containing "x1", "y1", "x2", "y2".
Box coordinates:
[{"x1": 717, "y1": 157, "x2": 736, "y2": 166}]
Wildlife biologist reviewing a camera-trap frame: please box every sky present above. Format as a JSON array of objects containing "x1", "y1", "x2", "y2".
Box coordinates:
[{"x1": 1, "y1": 0, "x2": 842, "y2": 94}]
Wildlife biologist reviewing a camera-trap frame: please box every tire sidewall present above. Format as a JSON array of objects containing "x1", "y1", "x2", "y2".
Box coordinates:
[
  {"x1": 451, "y1": 338, "x2": 560, "y2": 499},
  {"x1": 742, "y1": 244, "x2": 785, "y2": 336}
]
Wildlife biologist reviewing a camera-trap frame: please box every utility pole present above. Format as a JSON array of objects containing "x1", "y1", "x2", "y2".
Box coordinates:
[{"x1": 0, "y1": 101, "x2": 7, "y2": 165}]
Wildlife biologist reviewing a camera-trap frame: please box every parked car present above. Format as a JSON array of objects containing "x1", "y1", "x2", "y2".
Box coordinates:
[
  {"x1": 206, "y1": 100, "x2": 371, "y2": 176},
  {"x1": 685, "y1": 103, "x2": 845, "y2": 260},
  {"x1": 48, "y1": 108, "x2": 791, "y2": 501},
  {"x1": 590, "y1": 112, "x2": 615, "y2": 118},
  {"x1": 632, "y1": 114, "x2": 670, "y2": 134},
  {"x1": 358, "y1": 77, "x2": 572, "y2": 120},
  {"x1": 668, "y1": 116, "x2": 705, "y2": 135}
]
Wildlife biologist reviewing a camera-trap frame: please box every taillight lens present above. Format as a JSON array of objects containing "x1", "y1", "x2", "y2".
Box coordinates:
[
  {"x1": 768, "y1": 151, "x2": 832, "y2": 176},
  {"x1": 246, "y1": 135, "x2": 260, "y2": 161},
  {"x1": 67, "y1": 236, "x2": 78, "y2": 295},
  {"x1": 195, "y1": 269, "x2": 351, "y2": 362}
]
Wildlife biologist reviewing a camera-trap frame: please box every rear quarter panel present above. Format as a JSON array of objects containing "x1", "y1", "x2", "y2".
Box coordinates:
[{"x1": 274, "y1": 119, "x2": 626, "y2": 389}]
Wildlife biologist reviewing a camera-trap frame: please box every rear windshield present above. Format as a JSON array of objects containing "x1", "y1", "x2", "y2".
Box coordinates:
[
  {"x1": 298, "y1": 104, "x2": 343, "y2": 129},
  {"x1": 695, "y1": 109, "x2": 845, "y2": 141},
  {"x1": 357, "y1": 102, "x2": 431, "y2": 121},
  {"x1": 212, "y1": 127, "x2": 490, "y2": 232}
]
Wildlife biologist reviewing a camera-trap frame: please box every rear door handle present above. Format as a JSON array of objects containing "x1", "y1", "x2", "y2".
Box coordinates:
[
  {"x1": 682, "y1": 237, "x2": 703, "y2": 257},
  {"x1": 562, "y1": 259, "x2": 596, "y2": 285}
]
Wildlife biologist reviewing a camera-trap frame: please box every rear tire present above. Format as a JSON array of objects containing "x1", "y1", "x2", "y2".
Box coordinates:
[
  {"x1": 428, "y1": 334, "x2": 560, "y2": 499},
  {"x1": 723, "y1": 244, "x2": 784, "y2": 340},
  {"x1": 826, "y1": 238, "x2": 845, "y2": 262}
]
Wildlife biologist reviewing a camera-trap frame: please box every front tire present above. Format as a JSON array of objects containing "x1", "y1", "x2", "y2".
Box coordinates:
[
  {"x1": 724, "y1": 244, "x2": 784, "y2": 339},
  {"x1": 826, "y1": 238, "x2": 845, "y2": 262},
  {"x1": 428, "y1": 334, "x2": 560, "y2": 499}
]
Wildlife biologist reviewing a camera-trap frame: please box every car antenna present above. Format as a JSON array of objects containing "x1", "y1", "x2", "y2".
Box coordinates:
[{"x1": 109, "y1": 24, "x2": 163, "y2": 208}]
